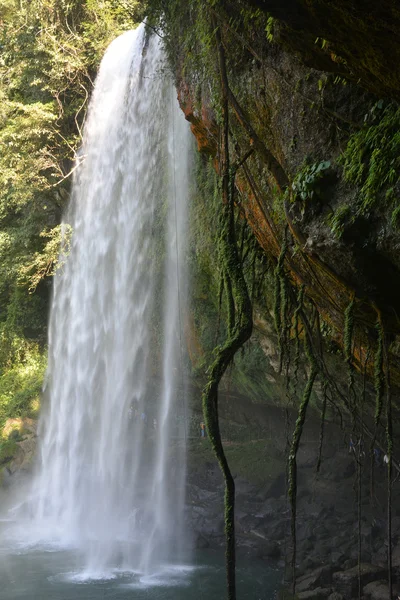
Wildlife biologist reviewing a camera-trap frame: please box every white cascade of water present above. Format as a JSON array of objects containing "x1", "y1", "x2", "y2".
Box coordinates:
[{"x1": 21, "y1": 24, "x2": 191, "y2": 577}]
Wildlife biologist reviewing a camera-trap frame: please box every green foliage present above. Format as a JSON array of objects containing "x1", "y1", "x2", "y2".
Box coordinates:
[
  {"x1": 0, "y1": 439, "x2": 18, "y2": 464},
  {"x1": 315, "y1": 37, "x2": 329, "y2": 50},
  {"x1": 188, "y1": 156, "x2": 222, "y2": 364},
  {"x1": 0, "y1": 341, "x2": 46, "y2": 429},
  {"x1": 291, "y1": 160, "x2": 331, "y2": 203},
  {"x1": 265, "y1": 16, "x2": 275, "y2": 43},
  {"x1": 327, "y1": 204, "x2": 351, "y2": 239},
  {"x1": 0, "y1": 0, "x2": 137, "y2": 424},
  {"x1": 0, "y1": 0, "x2": 136, "y2": 306},
  {"x1": 339, "y1": 102, "x2": 400, "y2": 220},
  {"x1": 19, "y1": 224, "x2": 73, "y2": 293},
  {"x1": 146, "y1": 0, "x2": 218, "y2": 89}
]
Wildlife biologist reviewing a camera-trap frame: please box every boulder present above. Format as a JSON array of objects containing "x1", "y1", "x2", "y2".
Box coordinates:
[
  {"x1": 329, "y1": 552, "x2": 345, "y2": 567},
  {"x1": 2, "y1": 417, "x2": 37, "y2": 438},
  {"x1": 392, "y1": 544, "x2": 400, "y2": 567},
  {"x1": 363, "y1": 579, "x2": 400, "y2": 600},
  {"x1": 297, "y1": 588, "x2": 332, "y2": 600},
  {"x1": 297, "y1": 566, "x2": 333, "y2": 593},
  {"x1": 15, "y1": 437, "x2": 37, "y2": 471},
  {"x1": 260, "y1": 540, "x2": 281, "y2": 559},
  {"x1": 297, "y1": 557, "x2": 318, "y2": 577},
  {"x1": 332, "y1": 564, "x2": 386, "y2": 597},
  {"x1": 391, "y1": 516, "x2": 400, "y2": 536}
]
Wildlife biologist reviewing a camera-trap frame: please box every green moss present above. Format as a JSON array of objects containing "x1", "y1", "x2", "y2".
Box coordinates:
[
  {"x1": 229, "y1": 337, "x2": 275, "y2": 403},
  {"x1": 225, "y1": 440, "x2": 282, "y2": 485},
  {"x1": 187, "y1": 438, "x2": 282, "y2": 485}
]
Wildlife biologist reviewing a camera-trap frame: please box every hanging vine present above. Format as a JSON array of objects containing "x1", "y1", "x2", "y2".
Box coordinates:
[
  {"x1": 316, "y1": 380, "x2": 327, "y2": 473},
  {"x1": 374, "y1": 316, "x2": 385, "y2": 429},
  {"x1": 344, "y1": 295, "x2": 356, "y2": 410},
  {"x1": 382, "y1": 325, "x2": 393, "y2": 600},
  {"x1": 370, "y1": 312, "x2": 385, "y2": 505},
  {"x1": 273, "y1": 240, "x2": 287, "y2": 358},
  {"x1": 269, "y1": 244, "x2": 398, "y2": 598},
  {"x1": 201, "y1": 18, "x2": 253, "y2": 600},
  {"x1": 293, "y1": 283, "x2": 305, "y2": 386},
  {"x1": 214, "y1": 271, "x2": 225, "y2": 346},
  {"x1": 288, "y1": 354, "x2": 318, "y2": 596}
]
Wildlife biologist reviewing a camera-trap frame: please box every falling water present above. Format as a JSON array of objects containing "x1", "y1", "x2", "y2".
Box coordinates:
[{"x1": 21, "y1": 24, "x2": 191, "y2": 578}]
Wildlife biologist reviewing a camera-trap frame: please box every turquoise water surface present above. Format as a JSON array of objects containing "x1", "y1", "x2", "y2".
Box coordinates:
[{"x1": 0, "y1": 541, "x2": 280, "y2": 600}]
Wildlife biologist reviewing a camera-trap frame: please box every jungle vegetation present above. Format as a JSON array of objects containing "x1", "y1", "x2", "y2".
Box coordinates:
[{"x1": 0, "y1": 0, "x2": 139, "y2": 430}]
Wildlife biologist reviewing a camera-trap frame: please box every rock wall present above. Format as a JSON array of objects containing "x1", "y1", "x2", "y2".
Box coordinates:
[
  {"x1": 186, "y1": 390, "x2": 400, "y2": 598},
  {"x1": 149, "y1": 1, "x2": 400, "y2": 594},
  {"x1": 168, "y1": 0, "x2": 400, "y2": 389}
]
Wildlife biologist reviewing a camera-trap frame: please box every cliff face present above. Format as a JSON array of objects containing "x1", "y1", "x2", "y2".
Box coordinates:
[
  {"x1": 161, "y1": 5, "x2": 400, "y2": 590},
  {"x1": 172, "y1": 0, "x2": 400, "y2": 394},
  {"x1": 246, "y1": 0, "x2": 400, "y2": 99}
]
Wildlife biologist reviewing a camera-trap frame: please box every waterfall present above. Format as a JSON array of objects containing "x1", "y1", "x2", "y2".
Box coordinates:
[{"x1": 24, "y1": 24, "x2": 191, "y2": 578}]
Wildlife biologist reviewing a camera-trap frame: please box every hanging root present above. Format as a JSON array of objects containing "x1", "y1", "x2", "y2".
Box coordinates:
[
  {"x1": 374, "y1": 317, "x2": 384, "y2": 428},
  {"x1": 383, "y1": 327, "x2": 393, "y2": 599},
  {"x1": 344, "y1": 296, "x2": 355, "y2": 406},
  {"x1": 293, "y1": 284, "x2": 305, "y2": 386},
  {"x1": 344, "y1": 296, "x2": 355, "y2": 365},
  {"x1": 368, "y1": 313, "x2": 385, "y2": 507},
  {"x1": 214, "y1": 272, "x2": 225, "y2": 346},
  {"x1": 203, "y1": 219, "x2": 252, "y2": 600},
  {"x1": 367, "y1": 311, "x2": 384, "y2": 480},
  {"x1": 250, "y1": 244, "x2": 257, "y2": 305},
  {"x1": 273, "y1": 240, "x2": 287, "y2": 367},
  {"x1": 316, "y1": 380, "x2": 327, "y2": 473},
  {"x1": 201, "y1": 19, "x2": 253, "y2": 600},
  {"x1": 288, "y1": 364, "x2": 318, "y2": 596},
  {"x1": 281, "y1": 276, "x2": 293, "y2": 384},
  {"x1": 357, "y1": 440, "x2": 362, "y2": 600},
  {"x1": 224, "y1": 272, "x2": 235, "y2": 336}
]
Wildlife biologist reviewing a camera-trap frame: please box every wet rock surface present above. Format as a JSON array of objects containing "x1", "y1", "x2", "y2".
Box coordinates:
[
  {"x1": 185, "y1": 398, "x2": 400, "y2": 599},
  {"x1": 332, "y1": 564, "x2": 387, "y2": 598},
  {"x1": 0, "y1": 418, "x2": 38, "y2": 485}
]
